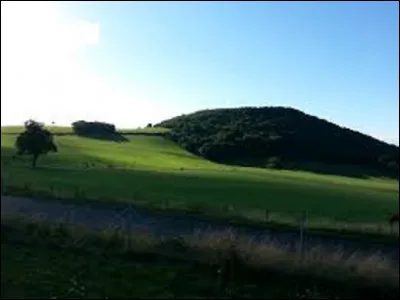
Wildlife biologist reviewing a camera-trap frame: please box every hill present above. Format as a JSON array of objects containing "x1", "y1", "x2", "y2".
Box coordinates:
[{"x1": 158, "y1": 106, "x2": 399, "y2": 179}]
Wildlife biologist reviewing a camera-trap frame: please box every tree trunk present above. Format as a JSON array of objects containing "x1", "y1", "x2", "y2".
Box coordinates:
[{"x1": 32, "y1": 154, "x2": 38, "y2": 168}]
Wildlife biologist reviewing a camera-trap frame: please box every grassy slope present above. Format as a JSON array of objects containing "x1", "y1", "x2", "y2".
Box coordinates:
[{"x1": 1, "y1": 128, "x2": 398, "y2": 227}]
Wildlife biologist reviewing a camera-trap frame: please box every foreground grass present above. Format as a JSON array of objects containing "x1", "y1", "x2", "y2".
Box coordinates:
[
  {"x1": 1, "y1": 216, "x2": 398, "y2": 299},
  {"x1": 1, "y1": 130, "x2": 398, "y2": 239},
  {"x1": 2, "y1": 243, "x2": 229, "y2": 299}
]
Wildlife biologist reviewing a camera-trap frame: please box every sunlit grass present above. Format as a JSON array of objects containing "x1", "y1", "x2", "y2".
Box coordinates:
[{"x1": 1, "y1": 128, "x2": 398, "y2": 231}]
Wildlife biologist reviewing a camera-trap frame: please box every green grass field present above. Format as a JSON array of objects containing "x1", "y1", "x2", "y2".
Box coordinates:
[{"x1": 1, "y1": 127, "x2": 398, "y2": 232}]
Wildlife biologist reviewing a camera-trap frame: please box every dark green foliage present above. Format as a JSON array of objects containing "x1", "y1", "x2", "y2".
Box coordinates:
[
  {"x1": 72, "y1": 120, "x2": 116, "y2": 136},
  {"x1": 147, "y1": 123, "x2": 153, "y2": 128},
  {"x1": 158, "y1": 107, "x2": 399, "y2": 178},
  {"x1": 72, "y1": 120, "x2": 127, "y2": 142},
  {"x1": 14, "y1": 120, "x2": 57, "y2": 168}
]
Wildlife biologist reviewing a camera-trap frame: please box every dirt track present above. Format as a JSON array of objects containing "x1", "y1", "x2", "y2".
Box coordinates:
[{"x1": 1, "y1": 195, "x2": 398, "y2": 265}]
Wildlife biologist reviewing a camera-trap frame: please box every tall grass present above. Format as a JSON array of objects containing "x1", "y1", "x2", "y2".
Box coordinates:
[{"x1": 2, "y1": 215, "x2": 398, "y2": 297}]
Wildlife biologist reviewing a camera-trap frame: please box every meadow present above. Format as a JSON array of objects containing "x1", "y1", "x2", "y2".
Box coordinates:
[{"x1": 1, "y1": 127, "x2": 399, "y2": 237}]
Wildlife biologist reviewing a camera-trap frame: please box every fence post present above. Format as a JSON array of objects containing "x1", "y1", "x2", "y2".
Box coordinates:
[
  {"x1": 265, "y1": 209, "x2": 270, "y2": 223},
  {"x1": 24, "y1": 182, "x2": 32, "y2": 196},
  {"x1": 0, "y1": 160, "x2": 2, "y2": 194},
  {"x1": 127, "y1": 202, "x2": 132, "y2": 235},
  {"x1": 299, "y1": 210, "x2": 308, "y2": 262},
  {"x1": 1, "y1": 174, "x2": 4, "y2": 195},
  {"x1": 74, "y1": 186, "x2": 80, "y2": 199},
  {"x1": 389, "y1": 222, "x2": 393, "y2": 235}
]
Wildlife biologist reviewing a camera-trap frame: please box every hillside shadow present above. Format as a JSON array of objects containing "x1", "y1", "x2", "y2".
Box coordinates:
[
  {"x1": 75, "y1": 132, "x2": 128, "y2": 143},
  {"x1": 227, "y1": 159, "x2": 398, "y2": 180},
  {"x1": 285, "y1": 163, "x2": 394, "y2": 180}
]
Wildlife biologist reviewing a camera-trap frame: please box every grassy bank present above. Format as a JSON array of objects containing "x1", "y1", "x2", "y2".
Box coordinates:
[{"x1": 1, "y1": 216, "x2": 398, "y2": 299}]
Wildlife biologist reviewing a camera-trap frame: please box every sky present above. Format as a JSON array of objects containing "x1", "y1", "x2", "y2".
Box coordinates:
[{"x1": 1, "y1": 1, "x2": 399, "y2": 145}]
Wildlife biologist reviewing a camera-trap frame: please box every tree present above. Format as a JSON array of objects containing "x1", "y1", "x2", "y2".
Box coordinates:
[
  {"x1": 72, "y1": 120, "x2": 116, "y2": 136},
  {"x1": 15, "y1": 120, "x2": 58, "y2": 168}
]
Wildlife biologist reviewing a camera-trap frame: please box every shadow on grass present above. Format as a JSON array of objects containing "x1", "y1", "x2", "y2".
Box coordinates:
[
  {"x1": 226, "y1": 158, "x2": 398, "y2": 180},
  {"x1": 285, "y1": 162, "x2": 398, "y2": 180},
  {"x1": 75, "y1": 132, "x2": 129, "y2": 142}
]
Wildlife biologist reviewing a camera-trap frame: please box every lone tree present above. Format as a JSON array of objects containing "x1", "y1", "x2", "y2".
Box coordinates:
[{"x1": 15, "y1": 120, "x2": 58, "y2": 168}]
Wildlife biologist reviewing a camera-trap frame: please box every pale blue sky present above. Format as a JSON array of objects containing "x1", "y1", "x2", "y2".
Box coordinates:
[{"x1": 1, "y1": 1, "x2": 399, "y2": 144}]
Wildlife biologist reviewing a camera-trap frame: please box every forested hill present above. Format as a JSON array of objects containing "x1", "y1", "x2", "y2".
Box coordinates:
[{"x1": 158, "y1": 107, "x2": 399, "y2": 179}]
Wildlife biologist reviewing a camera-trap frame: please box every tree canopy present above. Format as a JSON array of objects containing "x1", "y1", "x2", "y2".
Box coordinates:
[
  {"x1": 15, "y1": 120, "x2": 58, "y2": 168},
  {"x1": 72, "y1": 120, "x2": 116, "y2": 137},
  {"x1": 158, "y1": 106, "x2": 399, "y2": 178}
]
